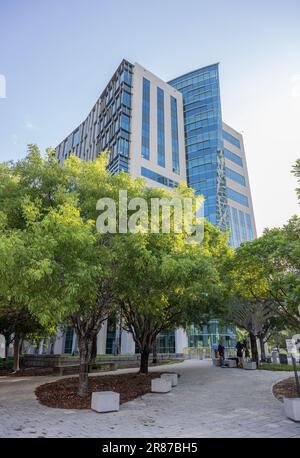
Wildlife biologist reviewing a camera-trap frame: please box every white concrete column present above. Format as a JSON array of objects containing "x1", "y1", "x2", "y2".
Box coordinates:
[
  {"x1": 121, "y1": 330, "x2": 135, "y2": 355},
  {"x1": 0, "y1": 335, "x2": 5, "y2": 358},
  {"x1": 175, "y1": 328, "x2": 188, "y2": 354},
  {"x1": 38, "y1": 339, "x2": 44, "y2": 355},
  {"x1": 97, "y1": 321, "x2": 108, "y2": 355},
  {"x1": 53, "y1": 328, "x2": 64, "y2": 354}
]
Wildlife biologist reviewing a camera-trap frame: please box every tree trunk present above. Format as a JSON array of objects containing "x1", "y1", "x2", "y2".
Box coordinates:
[
  {"x1": 13, "y1": 336, "x2": 20, "y2": 372},
  {"x1": 78, "y1": 335, "x2": 92, "y2": 398},
  {"x1": 140, "y1": 349, "x2": 150, "y2": 374},
  {"x1": 90, "y1": 334, "x2": 97, "y2": 365},
  {"x1": 249, "y1": 332, "x2": 259, "y2": 366},
  {"x1": 4, "y1": 339, "x2": 9, "y2": 360},
  {"x1": 259, "y1": 335, "x2": 266, "y2": 362},
  {"x1": 152, "y1": 340, "x2": 158, "y2": 364}
]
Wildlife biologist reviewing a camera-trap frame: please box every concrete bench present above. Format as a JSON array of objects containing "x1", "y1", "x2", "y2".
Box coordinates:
[
  {"x1": 151, "y1": 378, "x2": 172, "y2": 393},
  {"x1": 160, "y1": 373, "x2": 178, "y2": 386},
  {"x1": 226, "y1": 359, "x2": 237, "y2": 368},
  {"x1": 91, "y1": 391, "x2": 120, "y2": 413},
  {"x1": 243, "y1": 361, "x2": 257, "y2": 370}
]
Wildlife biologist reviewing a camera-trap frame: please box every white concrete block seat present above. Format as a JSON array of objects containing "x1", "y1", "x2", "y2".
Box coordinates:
[
  {"x1": 91, "y1": 391, "x2": 120, "y2": 413},
  {"x1": 243, "y1": 361, "x2": 257, "y2": 370},
  {"x1": 151, "y1": 378, "x2": 172, "y2": 393},
  {"x1": 160, "y1": 373, "x2": 178, "y2": 386},
  {"x1": 284, "y1": 397, "x2": 300, "y2": 422}
]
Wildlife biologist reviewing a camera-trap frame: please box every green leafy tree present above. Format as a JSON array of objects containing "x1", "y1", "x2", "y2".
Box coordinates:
[
  {"x1": 292, "y1": 158, "x2": 300, "y2": 202},
  {"x1": 115, "y1": 218, "x2": 231, "y2": 374}
]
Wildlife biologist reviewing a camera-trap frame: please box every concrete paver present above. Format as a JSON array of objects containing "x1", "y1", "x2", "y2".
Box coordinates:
[{"x1": 0, "y1": 359, "x2": 299, "y2": 438}]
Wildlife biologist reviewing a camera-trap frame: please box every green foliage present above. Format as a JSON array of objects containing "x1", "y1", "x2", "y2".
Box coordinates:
[
  {"x1": 259, "y1": 363, "x2": 300, "y2": 372},
  {"x1": 292, "y1": 158, "x2": 300, "y2": 202}
]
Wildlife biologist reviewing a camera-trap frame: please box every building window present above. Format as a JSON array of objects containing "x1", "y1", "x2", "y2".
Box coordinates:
[
  {"x1": 224, "y1": 148, "x2": 243, "y2": 167},
  {"x1": 171, "y1": 96, "x2": 180, "y2": 174},
  {"x1": 232, "y1": 207, "x2": 241, "y2": 246},
  {"x1": 227, "y1": 209, "x2": 234, "y2": 246},
  {"x1": 141, "y1": 167, "x2": 178, "y2": 188},
  {"x1": 63, "y1": 139, "x2": 68, "y2": 157},
  {"x1": 64, "y1": 327, "x2": 74, "y2": 354},
  {"x1": 120, "y1": 114, "x2": 130, "y2": 132},
  {"x1": 225, "y1": 167, "x2": 246, "y2": 186},
  {"x1": 245, "y1": 213, "x2": 254, "y2": 240},
  {"x1": 228, "y1": 188, "x2": 249, "y2": 207},
  {"x1": 223, "y1": 130, "x2": 241, "y2": 149},
  {"x1": 141, "y1": 78, "x2": 150, "y2": 160},
  {"x1": 118, "y1": 138, "x2": 129, "y2": 157},
  {"x1": 157, "y1": 87, "x2": 165, "y2": 167},
  {"x1": 239, "y1": 210, "x2": 247, "y2": 242},
  {"x1": 72, "y1": 129, "x2": 79, "y2": 149}
]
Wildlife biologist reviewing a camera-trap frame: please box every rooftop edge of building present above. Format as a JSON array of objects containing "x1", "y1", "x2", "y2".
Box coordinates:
[{"x1": 167, "y1": 62, "x2": 220, "y2": 84}]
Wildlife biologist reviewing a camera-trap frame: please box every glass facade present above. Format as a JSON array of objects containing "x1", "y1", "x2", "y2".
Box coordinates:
[
  {"x1": 170, "y1": 96, "x2": 180, "y2": 174},
  {"x1": 56, "y1": 59, "x2": 133, "y2": 175},
  {"x1": 228, "y1": 187, "x2": 249, "y2": 207},
  {"x1": 223, "y1": 129, "x2": 241, "y2": 148},
  {"x1": 239, "y1": 210, "x2": 247, "y2": 242},
  {"x1": 141, "y1": 78, "x2": 150, "y2": 160},
  {"x1": 225, "y1": 167, "x2": 246, "y2": 186},
  {"x1": 157, "y1": 87, "x2": 165, "y2": 167},
  {"x1": 64, "y1": 327, "x2": 74, "y2": 354},
  {"x1": 156, "y1": 330, "x2": 175, "y2": 353},
  {"x1": 141, "y1": 166, "x2": 178, "y2": 188},
  {"x1": 188, "y1": 321, "x2": 236, "y2": 349},
  {"x1": 224, "y1": 148, "x2": 243, "y2": 167},
  {"x1": 246, "y1": 213, "x2": 253, "y2": 240},
  {"x1": 168, "y1": 64, "x2": 227, "y2": 231},
  {"x1": 231, "y1": 207, "x2": 241, "y2": 246}
]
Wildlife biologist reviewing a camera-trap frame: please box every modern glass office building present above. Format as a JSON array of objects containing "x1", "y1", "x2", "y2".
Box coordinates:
[
  {"x1": 168, "y1": 64, "x2": 256, "y2": 245},
  {"x1": 168, "y1": 64, "x2": 227, "y2": 231},
  {"x1": 52, "y1": 59, "x2": 257, "y2": 356}
]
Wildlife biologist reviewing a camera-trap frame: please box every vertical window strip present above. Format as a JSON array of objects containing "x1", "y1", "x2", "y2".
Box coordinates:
[
  {"x1": 245, "y1": 213, "x2": 253, "y2": 240},
  {"x1": 238, "y1": 210, "x2": 247, "y2": 242},
  {"x1": 157, "y1": 87, "x2": 165, "y2": 167},
  {"x1": 171, "y1": 96, "x2": 180, "y2": 174},
  {"x1": 232, "y1": 207, "x2": 241, "y2": 246},
  {"x1": 141, "y1": 78, "x2": 150, "y2": 160}
]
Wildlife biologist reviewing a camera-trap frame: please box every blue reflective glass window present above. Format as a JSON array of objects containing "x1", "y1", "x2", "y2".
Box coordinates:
[
  {"x1": 120, "y1": 114, "x2": 130, "y2": 132},
  {"x1": 239, "y1": 210, "x2": 247, "y2": 242},
  {"x1": 170, "y1": 96, "x2": 180, "y2": 174},
  {"x1": 225, "y1": 167, "x2": 246, "y2": 186},
  {"x1": 245, "y1": 213, "x2": 254, "y2": 240},
  {"x1": 63, "y1": 139, "x2": 68, "y2": 156},
  {"x1": 227, "y1": 209, "x2": 234, "y2": 246},
  {"x1": 157, "y1": 87, "x2": 165, "y2": 167},
  {"x1": 222, "y1": 130, "x2": 241, "y2": 148},
  {"x1": 141, "y1": 78, "x2": 150, "y2": 160},
  {"x1": 228, "y1": 188, "x2": 249, "y2": 207},
  {"x1": 224, "y1": 148, "x2": 243, "y2": 167},
  {"x1": 141, "y1": 167, "x2": 178, "y2": 188},
  {"x1": 232, "y1": 207, "x2": 241, "y2": 246},
  {"x1": 72, "y1": 129, "x2": 79, "y2": 148}
]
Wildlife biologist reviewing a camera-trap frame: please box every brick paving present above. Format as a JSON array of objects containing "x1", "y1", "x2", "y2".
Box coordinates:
[{"x1": 0, "y1": 359, "x2": 299, "y2": 438}]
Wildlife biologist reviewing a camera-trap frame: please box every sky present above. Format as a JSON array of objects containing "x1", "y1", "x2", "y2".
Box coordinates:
[{"x1": 0, "y1": 0, "x2": 299, "y2": 235}]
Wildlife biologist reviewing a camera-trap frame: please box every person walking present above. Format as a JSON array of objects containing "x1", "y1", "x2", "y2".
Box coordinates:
[
  {"x1": 236, "y1": 341, "x2": 244, "y2": 368},
  {"x1": 243, "y1": 339, "x2": 250, "y2": 361},
  {"x1": 218, "y1": 341, "x2": 225, "y2": 367}
]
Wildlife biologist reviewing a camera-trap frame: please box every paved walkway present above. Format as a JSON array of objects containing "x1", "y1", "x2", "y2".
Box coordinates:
[{"x1": 0, "y1": 359, "x2": 299, "y2": 438}]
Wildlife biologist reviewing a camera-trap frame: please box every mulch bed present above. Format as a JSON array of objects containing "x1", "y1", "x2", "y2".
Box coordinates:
[
  {"x1": 0, "y1": 367, "x2": 55, "y2": 377},
  {"x1": 273, "y1": 377, "x2": 299, "y2": 402},
  {"x1": 35, "y1": 371, "x2": 168, "y2": 409}
]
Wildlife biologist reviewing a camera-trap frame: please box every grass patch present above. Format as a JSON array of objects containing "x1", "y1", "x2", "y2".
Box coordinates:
[{"x1": 259, "y1": 363, "x2": 300, "y2": 371}]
